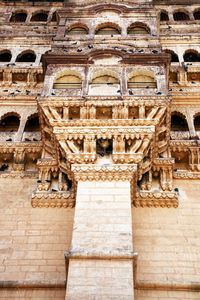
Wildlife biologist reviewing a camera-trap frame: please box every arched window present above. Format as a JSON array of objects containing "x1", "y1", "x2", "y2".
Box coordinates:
[
  {"x1": 68, "y1": 24, "x2": 88, "y2": 35},
  {"x1": 194, "y1": 115, "x2": 200, "y2": 131},
  {"x1": 128, "y1": 71, "x2": 156, "y2": 89},
  {"x1": 89, "y1": 70, "x2": 120, "y2": 95},
  {"x1": 173, "y1": 11, "x2": 190, "y2": 21},
  {"x1": 10, "y1": 12, "x2": 27, "y2": 23},
  {"x1": 0, "y1": 114, "x2": 20, "y2": 132},
  {"x1": 31, "y1": 12, "x2": 48, "y2": 22},
  {"x1": 95, "y1": 23, "x2": 121, "y2": 35},
  {"x1": 0, "y1": 50, "x2": 12, "y2": 62},
  {"x1": 184, "y1": 51, "x2": 200, "y2": 62},
  {"x1": 194, "y1": 10, "x2": 200, "y2": 20},
  {"x1": 171, "y1": 113, "x2": 189, "y2": 131},
  {"x1": 54, "y1": 71, "x2": 82, "y2": 89},
  {"x1": 164, "y1": 50, "x2": 179, "y2": 62},
  {"x1": 16, "y1": 51, "x2": 36, "y2": 63},
  {"x1": 160, "y1": 12, "x2": 169, "y2": 21},
  {"x1": 127, "y1": 23, "x2": 150, "y2": 35},
  {"x1": 24, "y1": 115, "x2": 40, "y2": 132}
]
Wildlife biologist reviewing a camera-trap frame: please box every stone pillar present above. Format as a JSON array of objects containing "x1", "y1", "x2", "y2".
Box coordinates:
[{"x1": 65, "y1": 164, "x2": 137, "y2": 300}]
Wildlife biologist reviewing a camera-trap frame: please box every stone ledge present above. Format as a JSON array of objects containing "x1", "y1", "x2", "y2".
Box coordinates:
[
  {"x1": 134, "y1": 191, "x2": 178, "y2": 208},
  {"x1": 65, "y1": 250, "x2": 138, "y2": 260},
  {"x1": 173, "y1": 171, "x2": 200, "y2": 179},
  {"x1": 31, "y1": 192, "x2": 75, "y2": 208}
]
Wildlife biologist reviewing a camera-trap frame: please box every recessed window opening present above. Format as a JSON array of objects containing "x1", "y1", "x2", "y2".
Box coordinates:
[
  {"x1": 173, "y1": 11, "x2": 190, "y2": 21},
  {"x1": 194, "y1": 115, "x2": 200, "y2": 131},
  {"x1": 184, "y1": 51, "x2": 200, "y2": 62},
  {"x1": 194, "y1": 10, "x2": 200, "y2": 20},
  {"x1": 16, "y1": 51, "x2": 36, "y2": 63},
  {"x1": 24, "y1": 115, "x2": 40, "y2": 132},
  {"x1": 10, "y1": 12, "x2": 27, "y2": 22},
  {"x1": 171, "y1": 114, "x2": 189, "y2": 131},
  {"x1": 0, "y1": 51, "x2": 11, "y2": 62},
  {"x1": 31, "y1": 12, "x2": 48, "y2": 22},
  {"x1": 160, "y1": 12, "x2": 169, "y2": 21},
  {"x1": 0, "y1": 115, "x2": 20, "y2": 132},
  {"x1": 165, "y1": 50, "x2": 179, "y2": 62}
]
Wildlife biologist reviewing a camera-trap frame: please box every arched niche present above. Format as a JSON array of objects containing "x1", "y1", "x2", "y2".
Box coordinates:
[
  {"x1": 24, "y1": 114, "x2": 40, "y2": 132},
  {"x1": 173, "y1": 11, "x2": 190, "y2": 21},
  {"x1": 127, "y1": 23, "x2": 150, "y2": 35},
  {"x1": 67, "y1": 23, "x2": 89, "y2": 35},
  {"x1": 164, "y1": 50, "x2": 179, "y2": 63},
  {"x1": 184, "y1": 50, "x2": 200, "y2": 62},
  {"x1": 16, "y1": 51, "x2": 36, "y2": 63},
  {"x1": 31, "y1": 11, "x2": 48, "y2": 22},
  {"x1": 127, "y1": 70, "x2": 156, "y2": 89},
  {"x1": 160, "y1": 11, "x2": 169, "y2": 22},
  {"x1": 0, "y1": 113, "x2": 20, "y2": 132},
  {"x1": 10, "y1": 11, "x2": 27, "y2": 22},
  {"x1": 171, "y1": 113, "x2": 189, "y2": 131},
  {"x1": 95, "y1": 23, "x2": 121, "y2": 35},
  {"x1": 194, "y1": 9, "x2": 200, "y2": 20},
  {"x1": 0, "y1": 50, "x2": 12, "y2": 62},
  {"x1": 53, "y1": 70, "x2": 82, "y2": 89}
]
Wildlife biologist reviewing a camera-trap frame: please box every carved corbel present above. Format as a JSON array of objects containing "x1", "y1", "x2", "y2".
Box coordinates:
[{"x1": 13, "y1": 149, "x2": 25, "y2": 171}]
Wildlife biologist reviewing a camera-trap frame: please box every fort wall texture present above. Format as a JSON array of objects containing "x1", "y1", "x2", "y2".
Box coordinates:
[{"x1": 0, "y1": 178, "x2": 200, "y2": 299}]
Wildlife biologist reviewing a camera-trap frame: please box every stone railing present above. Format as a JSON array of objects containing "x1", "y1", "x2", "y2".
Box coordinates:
[{"x1": 170, "y1": 131, "x2": 190, "y2": 140}]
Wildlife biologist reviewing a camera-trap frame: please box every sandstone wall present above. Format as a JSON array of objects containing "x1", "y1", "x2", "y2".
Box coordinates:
[
  {"x1": 0, "y1": 177, "x2": 74, "y2": 299},
  {"x1": 0, "y1": 178, "x2": 200, "y2": 299},
  {"x1": 133, "y1": 179, "x2": 200, "y2": 299}
]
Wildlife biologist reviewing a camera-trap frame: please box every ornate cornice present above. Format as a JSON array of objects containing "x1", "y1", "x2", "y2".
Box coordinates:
[
  {"x1": 51, "y1": 119, "x2": 158, "y2": 127},
  {"x1": 71, "y1": 163, "x2": 137, "y2": 182},
  {"x1": 31, "y1": 192, "x2": 75, "y2": 208},
  {"x1": 0, "y1": 142, "x2": 42, "y2": 153},
  {"x1": 173, "y1": 171, "x2": 200, "y2": 180},
  {"x1": 0, "y1": 171, "x2": 38, "y2": 179},
  {"x1": 54, "y1": 126, "x2": 155, "y2": 137},
  {"x1": 134, "y1": 190, "x2": 178, "y2": 208}
]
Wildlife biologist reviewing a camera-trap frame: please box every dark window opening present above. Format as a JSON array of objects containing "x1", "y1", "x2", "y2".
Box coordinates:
[
  {"x1": 171, "y1": 114, "x2": 189, "y2": 131},
  {"x1": 31, "y1": 13, "x2": 48, "y2": 22},
  {"x1": 160, "y1": 12, "x2": 169, "y2": 21},
  {"x1": 0, "y1": 51, "x2": 11, "y2": 62},
  {"x1": 0, "y1": 115, "x2": 20, "y2": 132},
  {"x1": 165, "y1": 50, "x2": 179, "y2": 63},
  {"x1": 16, "y1": 52, "x2": 36, "y2": 62},
  {"x1": 184, "y1": 52, "x2": 200, "y2": 62},
  {"x1": 194, "y1": 116, "x2": 200, "y2": 131},
  {"x1": 173, "y1": 12, "x2": 190, "y2": 21},
  {"x1": 10, "y1": 12, "x2": 27, "y2": 22},
  {"x1": 24, "y1": 116, "x2": 40, "y2": 132},
  {"x1": 194, "y1": 10, "x2": 200, "y2": 20}
]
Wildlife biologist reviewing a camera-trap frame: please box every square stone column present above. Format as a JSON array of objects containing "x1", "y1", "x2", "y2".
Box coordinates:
[{"x1": 65, "y1": 164, "x2": 137, "y2": 300}]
